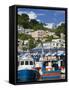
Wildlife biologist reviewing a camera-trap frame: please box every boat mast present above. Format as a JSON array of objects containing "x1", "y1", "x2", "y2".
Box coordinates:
[{"x1": 40, "y1": 41, "x2": 44, "y2": 61}]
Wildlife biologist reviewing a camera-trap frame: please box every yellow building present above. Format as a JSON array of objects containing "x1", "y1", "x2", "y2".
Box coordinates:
[{"x1": 31, "y1": 30, "x2": 47, "y2": 40}]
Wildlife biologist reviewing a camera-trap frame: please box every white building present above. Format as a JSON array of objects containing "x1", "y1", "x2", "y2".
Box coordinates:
[
  {"x1": 60, "y1": 33, "x2": 65, "y2": 39},
  {"x1": 45, "y1": 31, "x2": 55, "y2": 36},
  {"x1": 52, "y1": 39, "x2": 65, "y2": 43},
  {"x1": 37, "y1": 39, "x2": 65, "y2": 49},
  {"x1": 51, "y1": 39, "x2": 65, "y2": 48},
  {"x1": 18, "y1": 39, "x2": 29, "y2": 51},
  {"x1": 18, "y1": 25, "x2": 33, "y2": 35}
]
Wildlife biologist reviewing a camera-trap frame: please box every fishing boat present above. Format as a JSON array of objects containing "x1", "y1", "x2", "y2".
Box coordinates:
[
  {"x1": 41, "y1": 62, "x2": 61, "y2": 80},
  {"x1": 38, "y1": 42, "x2": 61, "y2": 80},
  {"x1": 57, "y1": 51, "x2": 65, "y2": 75},
  {"x1": 17, "y1": 53, "x2": 40, "y2": 82}
]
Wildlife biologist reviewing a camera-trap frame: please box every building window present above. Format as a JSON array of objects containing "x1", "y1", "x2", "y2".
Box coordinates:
[
  {"x1": 21, "y1": 61, "x2": 24, "y2": 65},
  {"x1": 59, "y1": 40, "x2": 61, "y2": 42},
  {"x1": 56, "y1": 43, "x2": 59, "y2": 46},
  {"x1": 25, "y1": 61, "x2": 28, "y2": 65},
  {"x1": 30, "y1": 61, "x2": 33, "y2": 65}
]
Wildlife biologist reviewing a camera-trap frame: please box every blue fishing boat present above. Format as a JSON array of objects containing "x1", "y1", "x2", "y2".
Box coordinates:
[{"x1": 17, "y1": 54, "x2": 40, "y2": 82}]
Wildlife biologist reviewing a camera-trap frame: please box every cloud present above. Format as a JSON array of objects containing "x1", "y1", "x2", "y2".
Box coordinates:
[
  {"x1": 18, "y1": 11, "x2": 27, "y2": 15},
  {"x1": 57, "y1": 21, "x2": 65, "y2": 27},
  {"x1": 18, "y1": 10, "x2": 37, "y2": 20},
  {"x1": 36, "y1": 19, "x2": 41, "y2": 23},
  {"x1": 28, "y1": 11, "x2": 37, "y2": 19},
  {"x1": 44, "y1": 23, "x2": 55, "y2": 29}
]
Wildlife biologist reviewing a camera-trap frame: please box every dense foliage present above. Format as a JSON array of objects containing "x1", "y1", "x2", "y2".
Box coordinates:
[
  {"x1": 18, "y1": 33, "x2": 36, "y2": 50},
  {"x1": 18, "y1": 14, "x2": 45, "y2": 30},
  {"x1": 52, "y1": 23, "x2": 65, "y2": 37}
]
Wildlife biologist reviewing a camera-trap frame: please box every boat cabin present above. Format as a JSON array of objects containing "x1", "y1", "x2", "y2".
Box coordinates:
[{"x1": 18, "y1": 56, "x2": 34, "y2": 70}]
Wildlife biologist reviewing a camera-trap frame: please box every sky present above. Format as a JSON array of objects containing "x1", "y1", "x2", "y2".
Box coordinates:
[{"x1": 18, "y1": 8, "x2": 65, "y2": 28}]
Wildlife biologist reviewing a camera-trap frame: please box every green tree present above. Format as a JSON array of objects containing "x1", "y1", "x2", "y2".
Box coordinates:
[
  {"x1": 18, "y1": 33, "x2": 37, "y2": 50},
  {"x1": 18, "y1": 14, "x2": 46, "y2": 30},
  {"x1": 28, "y1": 38, "x2": 36, "y2": 50},
  {"x1": 29, "y1": 19, "x2": 44, "y2": 30},
  {"x1": 18, "y1": 14, "x2": 30, "y2": 28},
  {"x1": 45, "y1": 35, "x2": 53, "y2": 42},
  {"x1": 30, "y1": 19, "x2": 39, "y2": 28},
  {"x1": 52, "y1": 23, "x2": 65, "y2": 37}
]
